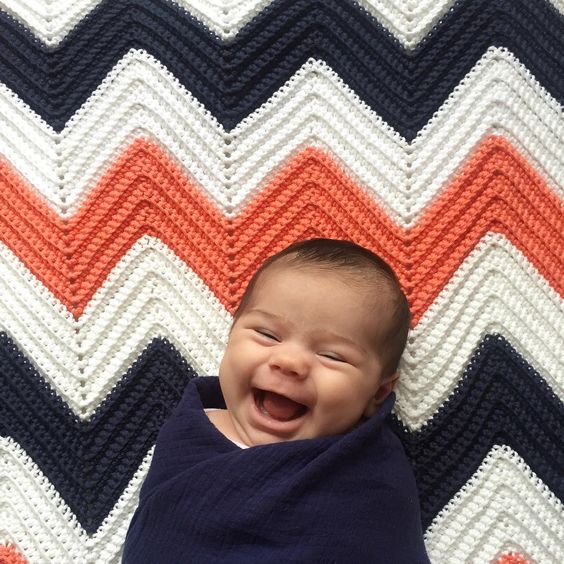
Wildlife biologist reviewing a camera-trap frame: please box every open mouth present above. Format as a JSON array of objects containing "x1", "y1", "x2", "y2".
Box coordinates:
[{"x1": 253, "y1": 388, "x2": 308, "y2": 422}]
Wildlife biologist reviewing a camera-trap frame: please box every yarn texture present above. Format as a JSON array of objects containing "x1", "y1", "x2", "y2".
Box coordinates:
[{"x1": 0, "y1": 1, "x2": 562, "y2": 562}]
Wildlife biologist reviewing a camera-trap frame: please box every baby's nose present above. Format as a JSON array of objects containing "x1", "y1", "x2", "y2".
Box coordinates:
[{"x1": 269, "y1": 347, "x2": 309, "y2": 378}]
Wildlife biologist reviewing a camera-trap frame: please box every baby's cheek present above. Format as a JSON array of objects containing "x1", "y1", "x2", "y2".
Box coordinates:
[
  {"x1": 317, "y1": 387, "x2": 356, "y2": 419},
  {"x1": 323, "y1": 381, "x2": 370, "y2": 417}
]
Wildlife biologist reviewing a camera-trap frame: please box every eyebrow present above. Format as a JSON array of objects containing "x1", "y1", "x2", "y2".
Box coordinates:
[
  {"x1": 246, "y1": 308, "x2": 280, "y2": 320},
  {"x1": 245, "y1": 308, "x2": 367, "y2": 354}
]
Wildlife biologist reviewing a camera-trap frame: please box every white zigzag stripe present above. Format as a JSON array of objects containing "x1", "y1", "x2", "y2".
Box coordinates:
[
  {"x1": 0, "y1": 0, "x2": 281, "y2": 46},
  {"x1": 424, "y1": 444, "x2": 564, "y2": 564},
  {"x1": 0, "y1": 236, "x2": 230, "y2": 418},
  {"x1": 0, "y1": 47, "x2": 561, "y2": 226},
  {"x1": 0, "y1": 233, "x2": 561, "y2": 423},
  {"x1": 0, "y1": 436, "x2": 152, "y2": 564},
  {"x1": 397, "y1": 232, "x2": 564, "y2": 430},
  {"x1": 181, "y1": 0, "x2": 463, "y2": 48},
  {"x1": 6, "y1": 0, "x2": 561, "y2": 49},
  {"x1": 551, "y1": 0, "x2": 564, "y2": 14}
]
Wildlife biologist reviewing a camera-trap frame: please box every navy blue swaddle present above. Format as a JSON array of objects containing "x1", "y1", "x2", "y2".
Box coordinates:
[{"x1": 122, "y1": 377, "x2": 429, "y2": 563}]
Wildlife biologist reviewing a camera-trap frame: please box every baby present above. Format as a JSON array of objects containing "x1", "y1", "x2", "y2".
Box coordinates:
[
  {"x1": 207, "y1": 238, "x2": 409, "y2": 448},
  {"x1": 123, "y1": 239, "x2": 430, "y2": 563}
]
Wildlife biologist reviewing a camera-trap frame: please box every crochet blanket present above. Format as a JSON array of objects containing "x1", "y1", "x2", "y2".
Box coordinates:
[
  {"x1": 0, "y1": 1, "x2": 562, "y2": 563},
  {"x1": 122, "y1": 377, "x2": 430, "y2": 563}
]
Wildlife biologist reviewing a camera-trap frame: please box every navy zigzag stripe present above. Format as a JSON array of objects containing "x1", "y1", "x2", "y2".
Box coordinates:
[
  {"x1": 2, "y1": 332, "x2": 562, "y2": 532},
  {"x1": 390, "y1": 334, "x2": 564, "y2": 528},
  {"x1": 0, "y1": 0, "x2": 562, "y2": 137},
  {"x1": 0, "y1": 333, "x2": 197, "y2": 533}
]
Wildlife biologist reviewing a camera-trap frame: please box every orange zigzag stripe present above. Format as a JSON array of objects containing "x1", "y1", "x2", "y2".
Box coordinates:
[
  {"x1": 494, "y1": 554, "x2": 530, "y2": 564},
  {"x1": 0, "y1": 135, "x2": 562, "y2": 323},
  {"x1": 0, "y1": 544, "x2": 27, "y2": 564}
]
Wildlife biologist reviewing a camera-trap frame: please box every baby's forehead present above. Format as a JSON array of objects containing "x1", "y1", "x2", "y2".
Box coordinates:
[
  {"x1": 252, "y1": 262, "x2": 395, "y2": 314},
  {"x1": 260, "y1": 260, "x2": 388, "y2": 290}
]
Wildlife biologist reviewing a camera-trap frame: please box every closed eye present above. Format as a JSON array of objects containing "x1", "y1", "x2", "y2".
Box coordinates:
[
  {"x1": 319, "y1": 352, "x2": 346, "y2": 362},
  {"x1": 255, "y1": 329, "x2": 279, "y2": 341}
]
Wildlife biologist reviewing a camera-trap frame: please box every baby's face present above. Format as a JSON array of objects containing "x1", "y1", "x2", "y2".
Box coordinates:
[{"x1": 218, "y1": 265, "x2": 396, "y2": 446}]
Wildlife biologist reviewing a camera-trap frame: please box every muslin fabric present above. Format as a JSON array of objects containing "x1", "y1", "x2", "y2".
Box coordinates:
[{"x1": 122, "y1": 377, "x2": 430, "y2": 563}]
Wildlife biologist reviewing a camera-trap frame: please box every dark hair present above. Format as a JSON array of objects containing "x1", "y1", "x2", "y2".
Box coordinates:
[{"x1": 233, "y1": 238, "x2": 411, "y2": 377}]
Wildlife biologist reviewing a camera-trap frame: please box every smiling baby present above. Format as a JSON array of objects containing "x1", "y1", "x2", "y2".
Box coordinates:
[
  {"x1": 123, "y1": 239, "x2": 430, "y2": 564},
  {"x1": 208, "y1": 238, "x2": 409, "y2": 447}
]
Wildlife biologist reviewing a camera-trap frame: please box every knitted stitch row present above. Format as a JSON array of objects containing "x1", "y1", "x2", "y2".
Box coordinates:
[{"x1": 0, "y1": 1, "x2": 562, "y2": 562}]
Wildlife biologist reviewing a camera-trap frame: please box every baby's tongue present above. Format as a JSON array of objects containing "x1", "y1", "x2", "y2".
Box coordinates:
[{"x1": 261, "y1": 391, "x2": 305, "y2": 421}]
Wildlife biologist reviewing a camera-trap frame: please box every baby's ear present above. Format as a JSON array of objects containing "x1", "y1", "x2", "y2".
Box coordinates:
[{"x1": 362, "y1": 372, "x2": 399, "y2": 418}]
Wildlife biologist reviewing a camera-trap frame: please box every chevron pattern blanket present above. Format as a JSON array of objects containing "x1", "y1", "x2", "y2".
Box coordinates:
[{"x1": 0, "y1": 1, "x2": 562, "y2": 563}]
